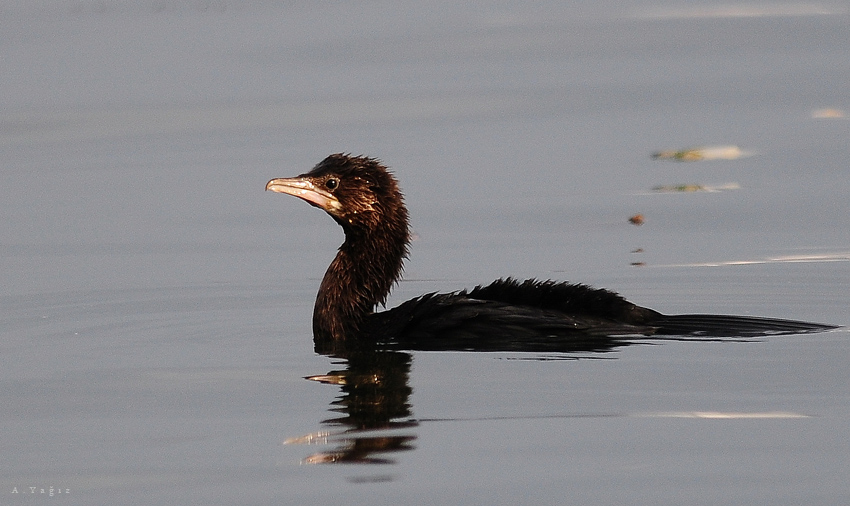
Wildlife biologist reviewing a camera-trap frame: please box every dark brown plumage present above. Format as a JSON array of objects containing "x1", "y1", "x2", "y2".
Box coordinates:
[{"x1": 266, "y1": 154, "x2": 837, "y2": 349}]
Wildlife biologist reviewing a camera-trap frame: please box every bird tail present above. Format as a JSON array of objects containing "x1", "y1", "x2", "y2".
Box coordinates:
[{"x1": 653, "y1": 314, "x2": 838, "y2": 337}]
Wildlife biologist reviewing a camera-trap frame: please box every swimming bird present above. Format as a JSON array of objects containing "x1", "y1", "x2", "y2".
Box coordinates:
[{"x1": 266, "y1": 154, "x2": 836, "y2": 348}]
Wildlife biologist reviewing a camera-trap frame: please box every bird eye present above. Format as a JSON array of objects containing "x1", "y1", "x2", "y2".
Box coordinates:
[{"x1": 325, "y1": 178, "x2": 339, "y2": 191}]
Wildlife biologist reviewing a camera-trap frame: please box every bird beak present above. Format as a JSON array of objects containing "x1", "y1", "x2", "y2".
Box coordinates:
[{"x1": 266, "y1": 177, "x2": 342, "y2": 212}]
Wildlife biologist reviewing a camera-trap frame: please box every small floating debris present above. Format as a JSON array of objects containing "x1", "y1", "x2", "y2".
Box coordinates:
[
  {"x1": 811, "y1": 108, "x2": 845, "y2": 119},
  {"x1": 629, "y1": 247, "x2": 645, "y2": 266},
  {"x1": 652, "y1": 182, "x2": 741, "y2": 193},
  {"x1": 653, "y1": 183, "x2": 703, "y2": 192},
  {"x1": 628, "y1": 213, "x2": 644, "y2": 226},
  {"x1": 651, "y1": 145, "x2": 749, "y2": 161}
]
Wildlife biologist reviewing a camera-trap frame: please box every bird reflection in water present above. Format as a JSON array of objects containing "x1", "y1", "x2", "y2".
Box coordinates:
[
  {"x1": 286, "y1": 344, "x2": 417, "y2": 465},
  {"x1": 286, "y1": 334, "x2": 629, "y2": 466}
]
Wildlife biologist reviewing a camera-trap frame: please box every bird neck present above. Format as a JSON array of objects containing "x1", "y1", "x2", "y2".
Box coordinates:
[{"x1": 313, "y1": 220, "x2": 409, "y2": 341}]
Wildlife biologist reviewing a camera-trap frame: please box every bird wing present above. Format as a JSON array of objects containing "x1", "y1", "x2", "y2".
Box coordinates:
[{"x1": 368, "y1": 292, "x2": 652, "y2": 352}]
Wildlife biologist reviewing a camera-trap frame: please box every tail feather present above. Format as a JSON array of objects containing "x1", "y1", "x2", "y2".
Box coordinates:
[{"x1": 654, "y1": 314, "x2": 838, "y2": 337}]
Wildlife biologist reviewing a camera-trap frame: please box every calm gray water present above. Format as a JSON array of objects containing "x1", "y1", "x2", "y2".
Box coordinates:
[{"x1": 2, "y1": 1, "x2": 849, "y2": 504}]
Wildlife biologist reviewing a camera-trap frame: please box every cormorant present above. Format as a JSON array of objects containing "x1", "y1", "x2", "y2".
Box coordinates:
[{"x1": 266, "y1": 154, "x2": 836, "y2": 347}]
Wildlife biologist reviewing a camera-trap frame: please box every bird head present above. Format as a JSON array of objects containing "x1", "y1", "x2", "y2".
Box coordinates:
[{"x1": 266, "y1": 153, "x2": 407, "y2": 234}]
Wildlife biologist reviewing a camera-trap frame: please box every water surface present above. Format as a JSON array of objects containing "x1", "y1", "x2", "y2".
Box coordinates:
[{"x1": 2, "y1": 1, "x2": 849, "y2": 504}]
